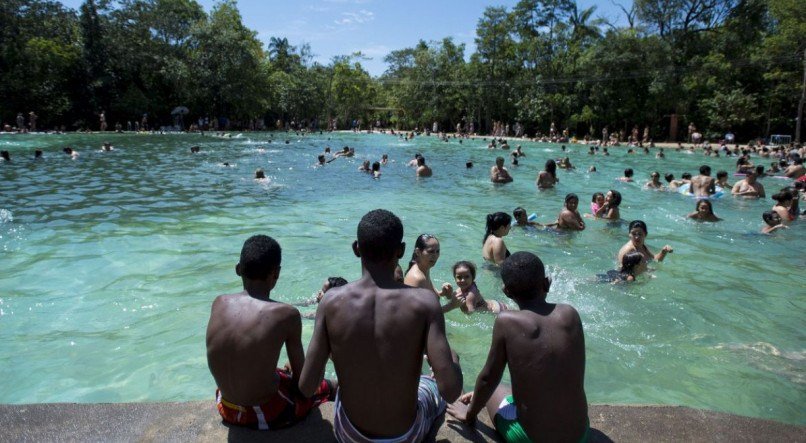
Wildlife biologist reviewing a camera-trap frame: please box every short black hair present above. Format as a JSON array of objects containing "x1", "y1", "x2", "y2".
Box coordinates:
[
  {"x1": 357, "y1": 209, "x2": 404, "y2": 261},
  {"x1": 327, "y1": 276, "x2": 348, "y2": 289},
  {"x1": 501, "y1": 252, "x2": 545, "y2": 299},
  {"x1": 624, "y1": 168, "x2": 633, "y2": 177},
  {"x1": 700, "y1": 165, "x2": 711, "y2": 175},
  {"x1": 239, "y1": 235, "x2": 281, "y2": 280}
]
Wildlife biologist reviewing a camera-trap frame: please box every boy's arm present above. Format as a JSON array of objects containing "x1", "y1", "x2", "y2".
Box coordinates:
[
  {"x1": 298, "y1": 299, "x2": 332, "y2": 397},
  {"x1": 285, "y1": 309, "x2": 305, "y2": 385},
  {"x1": 465, "y1": 317, "x2": 508, "y2": 423},
  {"x1": 425, "y1": 297, "x2": 463, "y2": 402}
]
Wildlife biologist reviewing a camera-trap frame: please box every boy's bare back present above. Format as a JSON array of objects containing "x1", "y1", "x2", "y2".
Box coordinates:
[
  {"x1": 496, "y1": 302, "x2": 587, "y2": 441},
  {"x1": 206, "y1": 293, "x2": 302, "y2": 405},
  {"x1": 311, "y1": 278, "x2": 453, "y2": 437}
]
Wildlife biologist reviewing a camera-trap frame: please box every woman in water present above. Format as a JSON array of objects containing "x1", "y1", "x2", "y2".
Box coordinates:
[
  {"x1": 594, "y1": 190, "x2": 622, "y2": 220},
  {"x1": 451, "y1": 261, "x2": 507, "y2": 314},
  {"x1": 617, "y1": 220, "x2": 673, "y2": 276},
  {"x1": 556, "y1": 193, "x2": 585, "y2": 231},
  {"x1": 688, "y1": 199, "x2": 722, "y2": 222},
  {"x1": 404, "y1": 234, "x2": 453, "y2": 300},
  {"x1": 771, "y1": 189, "x2": 798, "y2": 225},
  {"x1": 536, "y1": 159, "x2": 559, "y2": 189},
  {"x1": 482, "y1": 212, "x2": 512, "y2": 265}
]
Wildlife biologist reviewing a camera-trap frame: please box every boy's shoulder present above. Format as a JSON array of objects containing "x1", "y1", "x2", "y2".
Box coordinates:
[{"x1": 497, "y1": 303, "x2": 580, "y2": 328}]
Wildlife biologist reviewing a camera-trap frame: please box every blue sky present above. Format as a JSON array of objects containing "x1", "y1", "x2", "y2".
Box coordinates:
[{"x1": 58, "y1": 0, "x2": 632, "y2": 77}]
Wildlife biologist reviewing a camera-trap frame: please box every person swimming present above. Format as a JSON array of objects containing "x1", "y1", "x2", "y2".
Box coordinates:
[
  {"x1": 482, "y1": 212, "x2": 512, "y2": 265},
  {"x1": 688, "y1": 199, "x2": 722, "y2": 222},
  {"x1": 761, "y1": 210, "x2": 788, "y2": 234},
  {"x1": 536, "y1": 159, "x2": 559, "y2": 189},
  {"x1": 617, "y1": 220, "x2": 673, "y2": 276},
  {"x1": 598, "y1": 251, "x2": 643, "y2": 283},
  {"x1": 556, "y1": 193, "x2": 585, "y2": 231},
  {"x1": 450, "y1": 261, "x2": 507, "y2": 314}
]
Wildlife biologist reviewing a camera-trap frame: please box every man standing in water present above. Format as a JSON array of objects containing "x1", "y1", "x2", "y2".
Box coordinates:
[
  {"x1": 731, "y1": 171, "x2": 766, "y2": 198},
  {"x1": 689, "y1": 165, "x2": 716, "y2": 197},
  {"x1": 300, "y1": 209, "x2": 462, "y2": 441},
  {"x1": 490, "y1": 156, "x2": 513, "y2": 183},
  {"x1": 207, "y1": 235, "x2": 334, "y2": 430}
]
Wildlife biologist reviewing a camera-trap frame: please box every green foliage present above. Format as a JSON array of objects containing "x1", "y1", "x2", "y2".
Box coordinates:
[{"x1": 0, "y1": 0, "x2": 802, "y2": 139}]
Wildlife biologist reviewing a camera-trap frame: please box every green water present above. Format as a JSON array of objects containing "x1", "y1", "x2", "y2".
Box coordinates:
[{"x1": 0, "y1": 132, "x2": 803, "y2": 425}]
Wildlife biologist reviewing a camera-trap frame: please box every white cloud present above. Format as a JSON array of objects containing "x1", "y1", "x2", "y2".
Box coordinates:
[
  {"x1": 357, "y1": 44, "x2": 390, "y2": 57},
  {"x1": 334, "y1": 9, "x2": 374, "y2": 26}
]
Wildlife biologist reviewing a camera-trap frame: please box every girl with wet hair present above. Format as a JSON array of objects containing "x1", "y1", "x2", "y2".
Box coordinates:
[
  {"x1": 688, "y1": 199, "x2": 722, "y2": 222},
  {"x1": 594, "y1": 190, "x2": 622, "y2": 220},
  {"x1": 536, "y1": 159, "x2": 559, "y2": 189},
  {"x1": 404, "y1": 234, "x2": 453, "y2": 302},
  {"x1": 482, "y1": 212, "x2": 512, "y2": 265}
]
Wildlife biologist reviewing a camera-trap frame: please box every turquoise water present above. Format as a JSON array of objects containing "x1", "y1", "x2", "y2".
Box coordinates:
[{"x1": 0, "y1": 132, "x2": 803, "y2": 425}]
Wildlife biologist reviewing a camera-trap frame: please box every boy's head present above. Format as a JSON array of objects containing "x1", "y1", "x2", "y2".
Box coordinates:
[
  {"x1": 513, "y1": 207, "x2": 527, "y2": 223},
  {"x1": 624, "y1": 168, "x2": 633, "y2": 177},
  {"x1": 322, "y1": 276, "x2": 348, "y2": 293},
  {"x1": 237, "y1": 235, "x2": 281, "y2": 282},
  {"x1": 501, "y1": 252, "x2": 550, "y2": 301},
  {"x1": 762, "y1": 210, "x2": 781, "y2": 226},
  {"x1": 716, "y1": 170, "x2": 727, "y2": 180},
  {"x1": 699, "y1": 165, "x2": 711, "y2": 175},
  {"x1": 355, "y1": 209, "x2": 405, "y2": 262}
]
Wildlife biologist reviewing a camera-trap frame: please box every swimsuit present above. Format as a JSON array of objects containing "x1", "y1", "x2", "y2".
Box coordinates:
[
  {"x1": 333, "y1": 375, "x2": 445, "y2": 443},
  {"x1": 494, "y1": 395, "x2": 590, "y2": 443},
  {"x1": 590, "y1": 203, "x2": 600, "y2": 216},
  {"x1": 215, "y1": 368, "x2": 333, "y2": 430}
]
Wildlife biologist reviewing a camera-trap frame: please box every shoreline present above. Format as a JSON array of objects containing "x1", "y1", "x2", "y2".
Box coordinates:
[{"x1": 0, "y1": 401, "x2": 802, "y2": 441}]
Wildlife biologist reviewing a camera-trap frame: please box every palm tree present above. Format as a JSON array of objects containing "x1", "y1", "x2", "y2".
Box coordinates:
[{"x1": 569, "y1": 5, "x2": 604, "y2": 44}]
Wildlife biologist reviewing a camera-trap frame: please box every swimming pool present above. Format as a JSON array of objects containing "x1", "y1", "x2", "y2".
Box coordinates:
[{"x1": 0, "y1": 132, "x2": 803, "y2": 425}]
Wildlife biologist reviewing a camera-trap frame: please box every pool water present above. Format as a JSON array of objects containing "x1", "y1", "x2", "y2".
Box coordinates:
[{"x1": 0, "y1": 132, "x2": 803, "y2": 425}]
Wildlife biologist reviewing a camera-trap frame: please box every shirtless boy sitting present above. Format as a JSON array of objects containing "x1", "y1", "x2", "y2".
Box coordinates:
[
  {"x1": 299, "y1": 209, "x2": 462, "y2": 442},
  {"x1": 447, "y1": 252, "x2": 589, "y2": 442},
  {"x1": 206, "y1": 235, "x2": 334, "y2": 430}
]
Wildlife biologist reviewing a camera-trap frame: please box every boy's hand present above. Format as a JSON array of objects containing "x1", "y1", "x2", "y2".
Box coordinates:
[
  {"x1": 447, "y1": 400, "x2": 477, "y2": 426},
  {"x1": 440, "y1": 283, "x2": 454, "y2": 298}
]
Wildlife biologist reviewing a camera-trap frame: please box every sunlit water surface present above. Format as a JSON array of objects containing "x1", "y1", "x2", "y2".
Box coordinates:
[{"x1": 0, "y1": 132, "x2": 803, "y2": 425}]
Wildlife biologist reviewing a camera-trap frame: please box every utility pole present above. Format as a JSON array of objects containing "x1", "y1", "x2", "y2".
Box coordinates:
[{"x1": 797, "y1": 48, "x2": 805, "y2": 143}]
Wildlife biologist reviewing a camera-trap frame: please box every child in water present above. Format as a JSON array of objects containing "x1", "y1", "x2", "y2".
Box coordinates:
[
  {"x1": 590, "y1": 192, "x2": 605, "y2": 216},
  {"x1": 451, "y1": 261, "x2": 507, "y2": 314},
  {"x1": 761, "y1": 211, "x2": 788, "y2": 234},
  {"x1": 598, "y1": 251, "x2": 643, "y2": 283}
]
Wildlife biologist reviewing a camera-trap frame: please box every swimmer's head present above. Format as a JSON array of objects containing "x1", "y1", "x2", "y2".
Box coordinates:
[
  {"x1": 371, "y1": 161, "x2": 380, "y2": 172},
  {"x1": 771, "y1": 189, "x2": 794, "y2": 205},
  {"x1": 682, "y1": 172, "x2": 692, "y2": 180},
  {"x1": 650, "y1": 171, "x2": 660, "y2": 180},
  {"x1": 356, "y1": 209, "x2": 404, "y2": 262},
  {"x1": 513, "y1": 207, "x2": 528, "y2": 223},
  {"x1": 699, "y1": 165, "x2": 711, "y2": 175},
  {"x1": 696, "y1": 199, "x2": 714, "y2": 215},
  {"x1": 716, "y1": 170, "x2": 728, "y2": 180},
  {"x1": 628, "y1": 220, "x2": 648, "y2": 235},
  {"x1": 665, "y1": 173, "x2": 674, "y2": 183},
  {"x1": 255, "y1": 168, "x2": 266, "y2": 179},
  {"x1": 501, "y1": 252, "x2": 549, "y2": 300},
  {"x1": 325, "y1": 147, "x2": 331, "y2": 153},
  {"x1": 237, "y1": 235, "x2": 281, "y2": 281},
  {"x1": 0, "y1": 151, "x2": 9, "y2": 161},
  {"x1": 322, "y1": 276, "x2": 348, "y2": 293},
  {"x1": 63, "y1": 147, "x2": 73, "y2": 154},
  {"x1": 606, "y1": 190, "x2": 622, "y2": 207},
  {"x1": 545, "y1": 159, "x2": 557, "y2": 177},
  {"x1": 496, "y1": 156, "x2": 505, "y2": 166},
  {"x1": 318, "y1": 155, "x2": 326, "y2": 163},
  {"x1": 452, "y1": 260, "x2": 477, "y2": 290},
  {"x1": 484, "y1": 212, "x2": 512, "y2": 244},
  {"x1": 564, "y1": 193, "x2": 579, "y2": 210},
  {"x1": 417, "y1": 156, "x2": 426, "y2": 166},
  {"x1": 762, "y1": 210, "x2": 781, "y2": 226},
  {"x1": 624, "y1": 168, "x2": 634, "y2": 178},
  {"x1": 620, "y1": 251, "x2": 643, "y2": 276},
  {"x1": 466, "y1": 161, "x2": 473, "y2": 168},
  {"x1": 592, "y1": 192, "x2": 604, "y2": 205},
  {"x1": 34, "y1": 150, "x2": 42, "y2": 158}
]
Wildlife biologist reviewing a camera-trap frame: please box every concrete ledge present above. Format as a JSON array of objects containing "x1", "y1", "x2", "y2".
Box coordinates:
[{"x1": 0, "y1": 402, "x2": 802, "y2": 442}]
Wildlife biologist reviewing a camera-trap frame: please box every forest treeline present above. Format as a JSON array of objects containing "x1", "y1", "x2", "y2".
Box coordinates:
[{"x1": 1, "y1": 0, "x2": 804, "y2": 141}]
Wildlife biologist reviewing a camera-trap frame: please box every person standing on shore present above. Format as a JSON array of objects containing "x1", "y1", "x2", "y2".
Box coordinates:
[{"x1": 299, "y1": 209, "x2": 462, "y2": 442}]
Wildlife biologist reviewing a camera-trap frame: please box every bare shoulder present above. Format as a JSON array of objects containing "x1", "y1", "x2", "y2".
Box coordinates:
[{"x1": 552, "y1": 303, "x2": 582, "y2": 330}]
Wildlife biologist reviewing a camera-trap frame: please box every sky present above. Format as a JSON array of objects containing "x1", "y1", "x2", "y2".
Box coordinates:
[{"x1": 57, "y1": 0, "x2": 633, "y2": 77}]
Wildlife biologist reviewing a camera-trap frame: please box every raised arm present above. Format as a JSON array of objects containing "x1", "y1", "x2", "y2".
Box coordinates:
[
  {"x1": 425, "y1": 298, "x2": 463, "y2": 402},
  {"x1": 298, "y1": 299, "x2": 332, "y2": 397}
]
